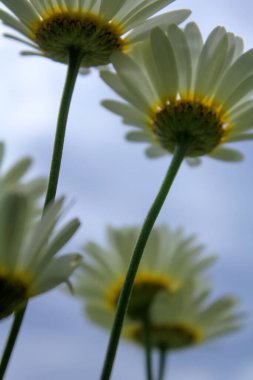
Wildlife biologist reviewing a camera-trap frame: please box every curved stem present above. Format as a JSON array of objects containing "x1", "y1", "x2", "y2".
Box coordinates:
[
  {"x1": 44, "y1": 48, "x2": 83, "y2": 207},
  {"x1": 143, "y1": 317, "x2": 153, "y2": 380},
  {"x1": 100, "y1": 142, "x2": 187, "y2": 380},
  {"x1": 0, "y1": 48, "x2": 82, "y2": 380},
  {"x1": 158, "y1": 348, "x2": 167, "y2": 380}
]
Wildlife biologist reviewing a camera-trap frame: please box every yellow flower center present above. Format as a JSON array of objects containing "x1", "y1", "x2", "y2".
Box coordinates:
[
  {"x1": 0, "y1": 268, "x2": 30, "y2": 319},
  {"x1": 32, "y1": 10, "x2": 126, "y2": 67},
  {"x1": 126, "y1": 322, "x2": 203, "y2": 349},
  {"x1": 150, "y1": 97, "x2": 231, "y2": 157},
  {"x1": 106, "y1": 272, "x2": 179, "y2": 320}
]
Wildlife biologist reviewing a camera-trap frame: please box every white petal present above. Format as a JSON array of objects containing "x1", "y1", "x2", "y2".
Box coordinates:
[
  {"x1": 167, "y1": 24, "x2": 192, "y2": 94},
  {"x1": 184, "y1": 22, "x2": 203, "y2": 89},
  {"x1": 195, "y1": 28, "x2": 229, "y2": 96},
  {"x1": 215, "y1": 49, "x2": 253, "y2": 102},
  {"x1": 145, "y1": 145, "x2": 168, "y2": 158},
  {"x1": 149, "y1": 27, "x2": 178, "y2": 100},
  {"x1": 208, "y1": 147, "x2": 244, "y2": 162},
  {"x1": 128, "y1": 10, "x2": 191, "y2": 42},
  {"x1": 32, "y1": 254, "x2": 82, "y2": 295}
]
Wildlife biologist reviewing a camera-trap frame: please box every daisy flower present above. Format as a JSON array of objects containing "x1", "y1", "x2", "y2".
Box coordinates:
[
  {"x1": 0, "y1": 0, "x2": 190, "y2": 67},
  {"x1": 75, "y1": 226, "x2": 216, "y2": 321},
  {"x1": 125, "y1": 285, "x2": 241, "y2": 351},
  {"x1": 0, "y1": 191, "x2": 81, "y2": 320},
  {"x1": 101, "y1": 23, "x2": 253, "y2": 163},
  {"x1": 0, "y1": 142, "x2": 46, "y2": 200}
]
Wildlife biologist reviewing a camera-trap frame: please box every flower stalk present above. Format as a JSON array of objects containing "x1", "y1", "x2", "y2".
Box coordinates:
[
  {"x1": 44, "y1": 47, "x2": 83, "y2": 207},
  {"x1": 158, "y1": 348, "x2": 167, "y2": 380},
  {"x1": 100, "y1": 141, "x2": 188, "y2": 380},
  {"x1": 0, "y1": 306, "x2": 26, "y2": 379},
  {"x1": 143, "y1": 317, "x2": 153, "y2": 380}
]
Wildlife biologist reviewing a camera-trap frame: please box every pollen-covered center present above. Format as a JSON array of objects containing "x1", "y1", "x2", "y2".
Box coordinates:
[
  {"x1": 152, "y1": 99, "x2": 229, "y2": 157},
  {"x1": 128, "y1": 323, "x2": 203, "y2": 349},
  {"x1": 0, "y1": 271, "x2": 29, "y2": 319},
  {"x1": 33, "y1": 11, "x2": 125, "y2": 67},
  {"x1": 107, "y1": 273, "x2": 178, "y2": 320}
]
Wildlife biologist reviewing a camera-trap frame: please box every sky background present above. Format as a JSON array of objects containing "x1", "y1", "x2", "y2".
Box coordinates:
[{"x1": 1, "y1": 0, "x2": 253, "y2": 379}]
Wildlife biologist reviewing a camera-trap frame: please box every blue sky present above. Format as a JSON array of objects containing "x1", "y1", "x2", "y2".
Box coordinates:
[{"x1": 1, "y1": 1, "x2": 253, "y2": 379}]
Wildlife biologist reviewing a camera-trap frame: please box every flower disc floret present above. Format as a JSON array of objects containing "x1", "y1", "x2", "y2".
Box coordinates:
[
  {"x1": 152, "y1": 99, "x2": 228, "y2": 156},
  {"x1": 0, "y1": 270, "x2": 29, "y2": 319},
  {"x1": 32, "y1": 11, "x2": 125, "y2": 66},
  {"x1": 107, "y1": 272, "x2": 179, "y2": 319},
  {"x1": 126, "y1": 322, "x2": 203, "y2": 349}
]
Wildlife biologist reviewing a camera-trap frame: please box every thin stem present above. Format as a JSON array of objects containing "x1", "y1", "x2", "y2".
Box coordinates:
[
  {"x1": 0, "y1": 48, "x2": 82, "y2": 380},
  {"x1": 143, "y1": 317, "x2": 153, "y2": 380},
  {"x1": 44, "y1": 47, "x2": 83, "y2": 207},
  {"x1": 158, "y1": 348, "x2": 167, "y2": 380},
  {"x1": 0, "y1": 306, "x2": 27, "y2": 379},
  {"x1": 100, "y1": 142, "x2": 187, "y2": 380}
]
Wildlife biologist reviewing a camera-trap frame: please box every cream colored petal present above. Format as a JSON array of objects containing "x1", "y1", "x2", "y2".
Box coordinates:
[
  {"x1": 184, "y1": 22, "x2": 203, "y2": 89},
  {"x1": 215, "y1": 49, "x2": 253, "y2": 102},
  {"x1": 208, "y1": 146, "x2": 244, "y2": 162},
  {"x1": 195, "y1": 28, "x2": 229, "y2": 96},
  {"x1": 149, "y1": 27, "x2": 178, "y2": 100}
]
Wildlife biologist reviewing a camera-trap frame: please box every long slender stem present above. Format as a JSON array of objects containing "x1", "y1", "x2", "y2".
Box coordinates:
[
  {"x1": 100, "y1": 142, "x2": 187, "y2": 380},
  {"x1": 0, "y1": 48, "x2": 82, "y2": 380},
  {"x1": 44, "y1": 48, "x2": 83, "y2": 207},
  {"x1": 0, "y1": 306, "x2": 27, "y2": 379},
  {"x1": 143, "y1": 317, "x2": 153, "y2": 380},
  {"x1": 158, "y1": 348, "x2": 167, "y2": 380}
]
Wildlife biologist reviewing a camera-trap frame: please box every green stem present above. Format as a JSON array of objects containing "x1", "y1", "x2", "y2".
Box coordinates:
[
  {"x1": 0, "y1": 48, "x2": 82, "y2": 380},
  {"x1": 143, "y1": 317, "x2": 153, "y2": 380},
  {"x1": 100, "y1": 142, "x2": 187, "y2": 380},
  {"x1": 158, "y1": 348, "x2": 167, "y2": 380},
  {"x1": 0, "y1": 305, "x2": 27, "y2": 379},
  {"x1": 44, "y1": 47, "x2": 83, "y2": 207}
]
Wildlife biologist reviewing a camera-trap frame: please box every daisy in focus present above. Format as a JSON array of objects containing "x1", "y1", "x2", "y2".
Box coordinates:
[
  {"x1": 75, "y1": 226, "x2": 216, "y2": 322},
  {"x1": 0, "y1": 192, "x2": 81, "y2": 320},
  {"x1": 102, "y1": 23, "x2": 253, "y2": 163},
  {"x1": 0, "y1": 0, "x2": 190, "y2": 67}
]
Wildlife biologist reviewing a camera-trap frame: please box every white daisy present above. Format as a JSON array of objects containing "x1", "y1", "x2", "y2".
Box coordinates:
[
  {"x1": 75, "y1": 225, "x2": 216, "y2": 321},
  {"x1": 101, "y1": 23, "x2": 253, "y2": 163},
  {"x1": 125, "y1": 285, "x2": 242, "y2": 351},
  {"x1": 0, "y1": 0, "x2": 190, "y2": 67},
  {"x1": 0, "y1": 191, "x2": 82, "y2": 320}
]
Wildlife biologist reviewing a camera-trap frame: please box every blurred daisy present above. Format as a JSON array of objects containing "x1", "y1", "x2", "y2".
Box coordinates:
[
  {"x1": 125, "y1": 286, "x2": 242, "y2": 351},
  {"x1": 0, "y1": 142, "x2": 46, "y2": 200},
  {"x1": 102, "y1": 23, "x2": 253, "y2": 163},
  {"x1": 0, "y1": 0, "x2": 190, "y2": 67},
  {"x1": 75, "y1": 226, "x2": 216, "y2": 321},
  {"x1": 0, "y1": 192, "x2": 81, "y2": 320}
]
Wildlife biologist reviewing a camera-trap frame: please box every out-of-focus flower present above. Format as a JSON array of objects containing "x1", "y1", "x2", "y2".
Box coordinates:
[
  {"x1": 75, "y1": 226, "x2": 242, "y2": 352},
  {"x1": 125, "y1": 285, "x2": 242, "y2": 350},
  {"x1": 75, "y1": 226, "x2": 216, "y2": 321},
  {"x1": 0, "y1": 142, "x2": 46, "y2": 200},
  {"x1": 0, "y1": 192, "x2": 82, "y2": 320}
]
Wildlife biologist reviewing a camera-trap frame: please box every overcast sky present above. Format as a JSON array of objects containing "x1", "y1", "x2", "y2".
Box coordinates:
[{"x1": 1, "y1": 1, "x2": 253, "y2": 379}]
